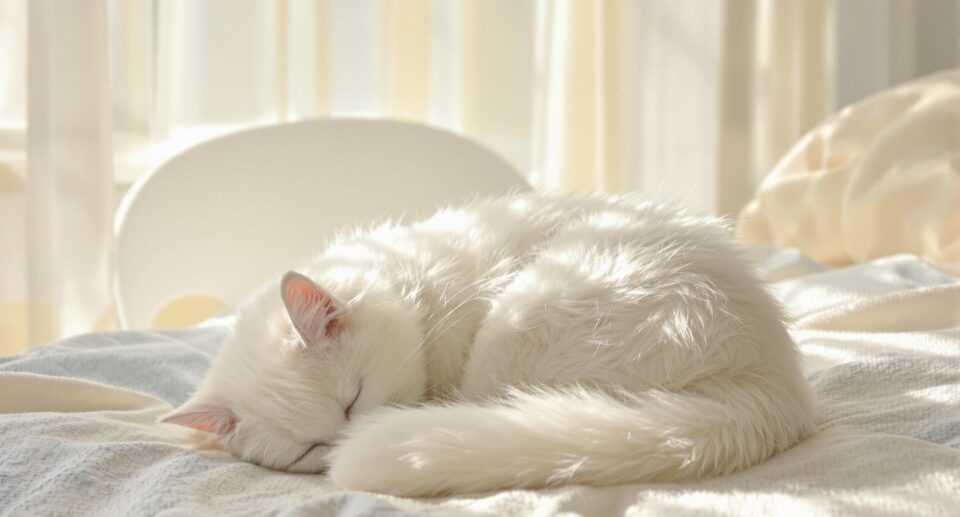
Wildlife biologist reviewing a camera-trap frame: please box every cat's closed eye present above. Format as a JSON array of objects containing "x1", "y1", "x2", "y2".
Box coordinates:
[
  {"x1": 344, "y1": 382, "x2": 362, "y2": 420},
  {"x1": 288, "y1": 441, "x2": 330, "y2": 469}
]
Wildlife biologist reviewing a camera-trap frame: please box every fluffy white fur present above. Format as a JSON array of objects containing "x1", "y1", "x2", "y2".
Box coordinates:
[{"x1": 164, "y1": 193, "x2": 816, "y2": 496}]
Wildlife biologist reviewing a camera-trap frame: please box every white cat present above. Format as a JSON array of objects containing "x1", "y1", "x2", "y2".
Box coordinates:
[{"x1": 163, "y1": 193, "x2": 816, "y2": 496}]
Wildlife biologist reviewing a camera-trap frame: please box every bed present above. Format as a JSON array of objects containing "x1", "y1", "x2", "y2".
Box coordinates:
[
  {"x1": 5, "y1": 70, "x2": 960, "y2": 516},
  {"x1": 2, "y1": 247, "x2": 958, "y2": 516}
]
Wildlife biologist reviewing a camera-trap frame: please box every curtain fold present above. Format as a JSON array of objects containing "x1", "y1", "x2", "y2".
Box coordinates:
[
  {"x1": 2, "y1": 0, "x2": 957, "y2": 351},
  {"x1": 717, "y1": 0, "x2": 836, "y2": 216},
  {"x1": 535, "y1": 0, "x2": 627, "y2": 193},
  {"x1": 385, "y1": 0, "x2": 430, "y2": 120},
  {"x1": 25, "y1": 0, "x2": 114, "y2": 344}
]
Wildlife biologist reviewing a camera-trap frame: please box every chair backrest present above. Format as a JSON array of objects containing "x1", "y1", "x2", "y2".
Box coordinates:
[{"x1": 115, "y1": 118, "x2": 529, "y2": 329}]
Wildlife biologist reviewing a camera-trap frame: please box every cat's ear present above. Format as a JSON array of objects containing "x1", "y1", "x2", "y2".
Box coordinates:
[
  {"x1": 161, "y1": 399, "x2": 236, "y2": 435},
  {"x1": 281, "y1": 271, "x2": 345, "y2": 345}
]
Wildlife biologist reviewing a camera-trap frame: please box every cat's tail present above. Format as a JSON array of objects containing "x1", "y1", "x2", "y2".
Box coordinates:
[{"x1": 328, "y1": 373, "x2": 816, "y2": 496}]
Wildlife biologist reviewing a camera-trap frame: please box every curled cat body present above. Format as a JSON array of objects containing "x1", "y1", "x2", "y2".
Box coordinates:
[{"x1": 164, "y1": 192, "x2": 816, "y2": 496}]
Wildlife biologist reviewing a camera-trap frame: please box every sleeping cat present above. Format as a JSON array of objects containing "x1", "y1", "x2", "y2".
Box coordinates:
[{"x1": 163, "y1": 193, "x2": 816, "y2": 496}]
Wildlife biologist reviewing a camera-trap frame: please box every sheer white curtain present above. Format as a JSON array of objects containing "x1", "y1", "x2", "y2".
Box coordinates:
[
  {"x1": 1, "y1": 0, "x2": 114, "y2": 352},
  {"x1": 2, "y1": 0, "x2": 959, "y2": 352}
]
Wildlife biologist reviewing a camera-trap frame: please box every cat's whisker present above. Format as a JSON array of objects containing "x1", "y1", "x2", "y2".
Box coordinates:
[
  {"x1": 386, "y1": 266, "x2": 514, "y2": 385},
  {"x1": 388, "y1": 291, "x2": 488, "y2": 383}
]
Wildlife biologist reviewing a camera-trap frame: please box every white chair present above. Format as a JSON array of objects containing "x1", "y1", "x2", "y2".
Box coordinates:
[{"x1": 114, "y1": 118, "x2": 530, "y2": 330}]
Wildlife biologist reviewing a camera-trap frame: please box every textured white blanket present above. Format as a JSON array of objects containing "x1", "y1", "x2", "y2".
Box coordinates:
[{"x1": 2, "y1": 250, "x2": 959, "y2": 516}]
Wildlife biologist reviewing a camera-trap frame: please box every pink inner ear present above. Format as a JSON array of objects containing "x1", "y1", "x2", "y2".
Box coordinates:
[
  {"x1": 162, "y1": 404, "x2": 236, "y2": 435},
  {"x1": 281, "y1": 272, "x2": 342, "y2": 343}
]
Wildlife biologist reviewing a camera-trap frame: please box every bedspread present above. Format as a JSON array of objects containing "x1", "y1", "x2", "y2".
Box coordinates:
[{"x1": 1, "y1": 249, "x2": 959, "y2": 516}]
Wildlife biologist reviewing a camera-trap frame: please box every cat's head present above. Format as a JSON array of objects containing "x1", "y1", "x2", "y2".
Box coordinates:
[{"x1": 161, "y1": 271, "x2": 426, "y2": 473}]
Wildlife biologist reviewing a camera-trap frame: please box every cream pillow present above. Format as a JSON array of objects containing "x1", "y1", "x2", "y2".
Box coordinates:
[{"x1": 738, "y1": 69, "x2": 960, "y2": 274}]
